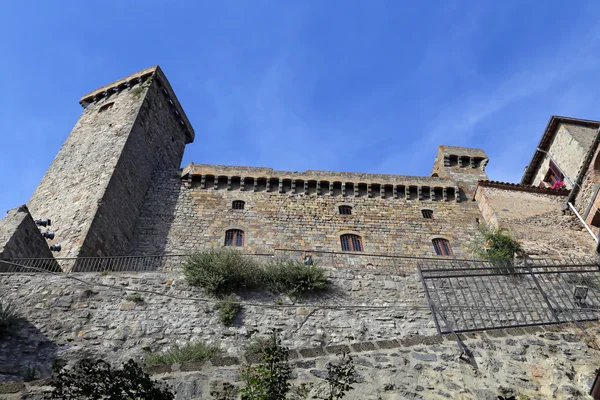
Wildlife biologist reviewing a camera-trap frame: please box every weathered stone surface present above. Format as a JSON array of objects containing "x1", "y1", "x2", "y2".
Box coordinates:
[{"x1": 0, "y1": 205, "x2": 57, "y2": 271}]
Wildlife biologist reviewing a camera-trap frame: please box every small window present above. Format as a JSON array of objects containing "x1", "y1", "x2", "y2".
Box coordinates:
[
  {"x1": 543, "y1": 160, "x2": 564, "y2": 188},
  {"x1": 98, "y1": 102, "x2": 114, "y2": 113},
  {"x1": 432, "y1": 238, "x2": 453, "y2": 256},
  {"x1": 339, "y1": 205, "x2": 352, "y2": 215},
  {"x1": 341, "y1": 234, "x2": 363, "y2": 252},
  {"x1": 224, "y1": 229, "x2": 244, "y2": 247},
  {"x1": 422, "y1": 209, "x2": 434, "y2": 219},
  {"x1": 232, "y1": 200, "x2": 245, "y2": 210}
]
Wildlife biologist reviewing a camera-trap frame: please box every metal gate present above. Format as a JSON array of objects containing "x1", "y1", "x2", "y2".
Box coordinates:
[{"x1": 418, "y1": 262, "x2": 600, "y2": 334}]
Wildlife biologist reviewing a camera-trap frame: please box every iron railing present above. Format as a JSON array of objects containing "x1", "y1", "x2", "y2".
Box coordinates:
[
  {"x1": 1, "y1": 248, "x2": 481, "y2": 274},
  {"x1": 419, "y1": 261, "x2": 600, "y2": 334}
]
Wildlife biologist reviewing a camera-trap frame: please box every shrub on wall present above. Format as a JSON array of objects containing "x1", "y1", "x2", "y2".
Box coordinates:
[
  {"x1": 263, "y1": 260, "x2": 329, "y2": 296},
  {"x1": 183, "y1": 249, "x2": 263, "y2": 296},
  {"x1": 216, "y1": 296, "x2": 242, "y2": 326},
  {"x1": 145, "y1": 341, "x2": 219, "y2": 366},
  {"x1": 474, "y1": 225, "x2": 521, "y2": 266},
  {"x1": 184, "y1": 250, "x2": 329, "y2": 297}
]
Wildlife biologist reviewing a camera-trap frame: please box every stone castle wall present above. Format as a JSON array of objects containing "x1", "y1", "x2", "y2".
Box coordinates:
[{"x1": 129, "y1": 168, "x2": 484, "y2": 257}]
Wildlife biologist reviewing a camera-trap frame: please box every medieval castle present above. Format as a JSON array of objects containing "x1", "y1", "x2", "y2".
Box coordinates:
[{"x1": 1, "y1": 66, "x2": 600, "y2": 399}]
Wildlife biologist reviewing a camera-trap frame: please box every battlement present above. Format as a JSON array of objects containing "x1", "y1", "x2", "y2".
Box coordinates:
[{"x1": 182, "y1": 163, "x2": 461, "y2": 201}]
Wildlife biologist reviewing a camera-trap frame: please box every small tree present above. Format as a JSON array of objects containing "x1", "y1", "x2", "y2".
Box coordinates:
[
  {"x1": 324, "y1": 352, "x2": 358, "y2": 400},
  {"x1": 50, "y1": 359, "x2": 174, "y2": 400},
  {"x1": 239, "y1": 331, "x2": 292, "y2": 400}
]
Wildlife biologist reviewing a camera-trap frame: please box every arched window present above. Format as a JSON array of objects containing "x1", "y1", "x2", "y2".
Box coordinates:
[
  {"x1": 224, "y1": 229, "x2": 244, "y2": 247},
  {"x1": 98, "y1": 102, "x2": 114, "y2": 113},
  {"x1": 432, "y1": 238, "x2": 453, "y2": 256},
  {"x1": 341, "y1": 234, "x2": 363, "y2": 252},
  {"x1": 339, "y1": 205, "x2": 352, "y2": 215},
  {"x1": 232, "y1": 200, "x2": 245, "y2": 210},
  {"x1": 422, "y1": 209, "x2": 434, "y2": 219}
]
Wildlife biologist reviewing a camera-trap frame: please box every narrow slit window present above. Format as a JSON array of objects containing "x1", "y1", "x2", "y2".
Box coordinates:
[
  {"x1": 339, "y1": 205, "x2": 352, "y2": 215},
  {"x1": 232, "y1": 200, "x2": 245, "y2": 210},
  {"x1": 422, "y1": 209, "x2": 434, "y2": 219},
  {"x1": 432, "y1": 238, "x2": 453, "y2": 256},
  {"x1": 340, "y1": 234, "x2": 363, "y2": 252},
  {"x1": 224, "y1": 229, "x2": 244, "y2": 247}
]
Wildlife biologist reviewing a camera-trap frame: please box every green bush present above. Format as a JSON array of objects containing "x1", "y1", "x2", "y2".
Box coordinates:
[
  {"x1": 474, "y1": 225, "x2": 521, "y2": 266},
  {"x1": 125, "y1": 293, "x2": 144, "y2": 304},
  {"x1": 245, "y1": 336, "x2": 277, "y2": 358},
  {"x1": 184, "y1": 250, "x2": 329, "y2": 297},
  {"x1": 264, "y1": 260, "x2": 329, "y2": 296},
  {"x1": 51, "y1": 359, "x2": 173, "y2": 399},
  {"x1": 145, "y1": 341, "x2": 219, "y2": 366},
  {"x1": 184, "y1": 249, "x2": 263, "y2": 296},
  {"x1": 217, "y1": 296, "x2": 242, "y2": 326},
  {"x1": 0, "y1": 299, "x2": 20, "y2": 335}
]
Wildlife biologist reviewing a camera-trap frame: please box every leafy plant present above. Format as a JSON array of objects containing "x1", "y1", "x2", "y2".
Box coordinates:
[
  {"x1": 324, "y1": 352, "x2": 358, "y2": 400},
  {"x1": 184, "y1": 249, "x2": 262, "y2": 296},
  {"x1": 125, "y1": 293, "x2": 145, "y2": 304},
  {"x1": 184, "y1": 250, "x2": 329, "y2": 297},
  {"x1": 216, "y1": 296, "x2": 241, "y2": 326},
  {"x1": 50, "y1": 359, "x2": 174, "y2": 399},
  {"x1": 244, "y1": 336, "x2": 277, "y2": 358},
  {"x1": 239, "y1": 331, "x2": 292, "y2": 400},
  {"x1": 0, "y1": 299, "x2": 21, "y2": 335},
  {"x1": 474, "y1": 225, "x2": 521, "y2": 266},
  {"x1": 145, "y1": 341, "x2": 219, "y2": 366},
  {"x1": 263, "y1": 260, "x2": 329, "y2": 296}
]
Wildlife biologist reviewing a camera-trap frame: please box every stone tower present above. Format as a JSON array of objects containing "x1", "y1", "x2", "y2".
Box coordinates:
[
  {"x1": 27, "y1": 66, "x2": 194, "y2": 259},
  {"x1": 431, "y1": 145, "x2": 489, "y2": 197}
]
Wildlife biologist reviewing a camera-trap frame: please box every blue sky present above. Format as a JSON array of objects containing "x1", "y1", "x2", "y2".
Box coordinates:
[{"x1": 2, "y1": 1, "x2": 600, "y2": 214}]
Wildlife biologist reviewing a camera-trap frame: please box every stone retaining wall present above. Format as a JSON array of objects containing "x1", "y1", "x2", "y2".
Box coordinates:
[{"x1": 2, "y1": 325, "x2": 599, "y2": 400}]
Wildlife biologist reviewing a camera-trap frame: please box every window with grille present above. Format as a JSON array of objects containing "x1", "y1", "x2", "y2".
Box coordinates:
[
  {"x1": 432, "y1": 238, "x2": 453, "y2": 256},
  {"x1": 340, "y1": 234, "x2": 363, "y2": 252},
  {"x1": 422, "y1": 209, "x2": 434, "y2": 219},
  {"x1": 232, "y1": 200, "x2": 245, "y2": 210},
  {"x1": 224, "y1": 229, "x2": 244, "y2": 247},
  {"x1": 98, "y1": 102, "x2": 114, "y2": 113},
  {"x1": 339, "y1": 205, "x2": 352, "y2": 215}
]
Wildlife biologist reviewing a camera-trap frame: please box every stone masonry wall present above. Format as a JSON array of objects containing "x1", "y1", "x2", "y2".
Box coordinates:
[
  {"x1": 475, "y1": 185, "x2": 594, "y2": 257},
  {"x1": 0, "y1": 206, "x2": 54, "y2": 262},
  {"x1": 2, "y1": 270, "x2": 600, "y2": 399},
  {"x1": 130, "y1": 169, "x2": 484, "y2": 257},
  {"x1": 0, "y1": 268, "x2": 431, "y2": 380}
]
